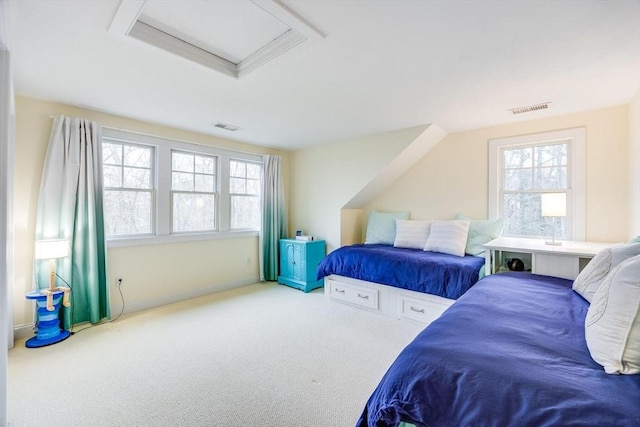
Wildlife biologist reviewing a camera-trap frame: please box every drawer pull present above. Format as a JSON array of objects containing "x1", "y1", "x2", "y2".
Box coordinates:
[
  {"x1": 335, "y1": 288, "x2": 345, "y2": 294},
  {"x1": 410, "y1": 306, "x2": 425, "y2": 314},
  {"x1": 357, "y1": 293, "x2": 369, "y2": 300}
]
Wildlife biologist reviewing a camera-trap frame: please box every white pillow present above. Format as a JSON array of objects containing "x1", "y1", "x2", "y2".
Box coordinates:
[
  {"x1": 573, "y1": 243, "x2": 640, "y2": 302},
  {"x1": 423, "y1": 220, "x2": 470, "y2": 257},
  {"x1": 393, "y1": 219, "x2": 433, "y2": 249},
  {"x1": 364, "y1": 211, "x2": 410, "y2": 245},
  {"x1": 454, "y1": 213, "x2": 503, "y2": 256},
  {"x1": 585, "y1": 254, "x2": 640, "y2": 375}
]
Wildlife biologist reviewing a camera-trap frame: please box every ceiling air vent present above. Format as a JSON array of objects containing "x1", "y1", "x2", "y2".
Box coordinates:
[
  {"x1": 213, "y1": 123, "x2": 240, "y2": 132},
  {"x1": 509, "y1": 102, "x2": 550, "y2": 115}
]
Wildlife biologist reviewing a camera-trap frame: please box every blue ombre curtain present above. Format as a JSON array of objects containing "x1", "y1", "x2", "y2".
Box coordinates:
[
  {"x1": 35, "y1": 116, "x2": 109, "y2": 329},
  {"x1": 260, "y1": 155, "x2": 287, "y2": 281}
]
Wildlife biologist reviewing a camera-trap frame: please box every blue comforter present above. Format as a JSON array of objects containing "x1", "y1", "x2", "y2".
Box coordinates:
[
  {"x1": 356, "y1": 272, "x2": 640, "y2": 427},
  {"x1": 317, "y1": 244, "x2": 484, "y2": 299}
]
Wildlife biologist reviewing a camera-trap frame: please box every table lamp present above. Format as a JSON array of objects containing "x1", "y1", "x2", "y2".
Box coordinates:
[
  {"x1": 26, "y1": 239, "x2": 72, "y2": 348},
  {"x1": 541, "y1": 193, "x2": 566, "y2": 246},
  {"x1": 35, "y1": 239, "x2": 71, "y2": 309}
]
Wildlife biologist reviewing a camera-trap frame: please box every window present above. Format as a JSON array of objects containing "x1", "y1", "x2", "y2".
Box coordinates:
[
  {"x1": 101, "y1": 129, "x2": 263, "y2": 245},
  {"x1": 489, "y1": 128, "x2": 586, "y2": 240},
  {"x1": 502, "y1": 142, "x2": 567, "y2": 237},
  {"x1": 102, "y1": 141, "x2": 154, "y2": 236},
  {"x1": 230, "y1": 160, "x2": 262, "y2": 230},
  {"x1": 171, "y1": 151, "x2": 217, "y2": 232}
]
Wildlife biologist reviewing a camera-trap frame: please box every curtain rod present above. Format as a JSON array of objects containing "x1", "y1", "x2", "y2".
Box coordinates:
[
  {"x1": 48, "y1": 115, "x2": 275, "y2": 158},
  {"x1": 49, "y1": 114, "x2": 137, "y2": 133}
]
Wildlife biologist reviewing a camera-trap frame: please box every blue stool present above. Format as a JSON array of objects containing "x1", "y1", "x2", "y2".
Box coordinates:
[{"x1": 25, "y1": 289, "x2": 70, "y2": 348}]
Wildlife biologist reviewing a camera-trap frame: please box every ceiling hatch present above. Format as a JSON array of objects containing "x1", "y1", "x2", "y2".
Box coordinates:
[{"x1": 108, "y1": 0, "x2": 324, "y2": 79}]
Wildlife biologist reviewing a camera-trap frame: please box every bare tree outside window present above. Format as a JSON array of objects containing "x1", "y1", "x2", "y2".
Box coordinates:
[
  {"x1": 230, "y1": 159, "x2": 261, "y2": 230},
  {"x1": 502, "y1": 143, "x2": 568, "y2": 238},
  {"x1": 171, "y1": 151, "x2": 217, "y2": 232},
  {"x1": 102, "y1": 141, "x2": 154, "y2": 236},
  {"x1": 102, "y1": 129, "x2": 264, "y2": 242}
]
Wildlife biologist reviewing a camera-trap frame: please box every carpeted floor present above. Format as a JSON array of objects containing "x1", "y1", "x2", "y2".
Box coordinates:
[{"x1": 8, "y1": 282, "x2": 426, "y2": 427}]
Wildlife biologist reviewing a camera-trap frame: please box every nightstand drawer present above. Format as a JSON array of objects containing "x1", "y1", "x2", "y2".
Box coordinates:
[{"x1": 328, "y1": 280, "x2": 378, "y2": 310}]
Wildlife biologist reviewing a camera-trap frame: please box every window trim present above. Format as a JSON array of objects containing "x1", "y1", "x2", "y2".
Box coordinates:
[
  {"x1": 229, "y1": 158, "x2": 263, "y2": 231},
  {"x1": 102, "y1": 141, "x2": 156, "y2": 237},
  {"x1": 170, "y1": 149, "x2": 218, "y2": 233},
  {"x1": 102, "y1": 128, "x2": 263, "y2": 247},
  {"x1": 488, "y1": 127, "x2": 586, "y2": 241}
]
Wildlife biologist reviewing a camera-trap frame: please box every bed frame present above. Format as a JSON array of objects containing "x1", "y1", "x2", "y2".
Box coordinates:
[{"x1": 324, "y1": 274, "x2": 454, "y2": 324}]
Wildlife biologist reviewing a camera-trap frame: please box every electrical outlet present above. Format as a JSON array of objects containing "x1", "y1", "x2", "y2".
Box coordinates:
[{"x1": 116, "y1": 277, "x2": 124, "y2": 286}]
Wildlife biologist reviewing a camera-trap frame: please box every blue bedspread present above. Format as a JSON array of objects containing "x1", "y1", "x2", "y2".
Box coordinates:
[
  {"x1": 316, "y1": 244, "x2": 484, "y2": 299},
  {"x1": 356, "y1": 272, "x2": 640, "y2": 427}
]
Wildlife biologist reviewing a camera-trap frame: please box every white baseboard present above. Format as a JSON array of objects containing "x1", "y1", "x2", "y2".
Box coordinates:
[
  {"x1": 109, "y1": 277, "x2": 259, "y2": 317},
  {"x1": 13, "y1": 323, "x2": 33, "y2": 341},
  {"x1": 14, "y1": 278, "x2": 260, "y2": 339}
]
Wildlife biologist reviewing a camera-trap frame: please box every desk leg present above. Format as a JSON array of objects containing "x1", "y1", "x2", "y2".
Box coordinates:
[{"x1": 485, "y1": 249, "x2": 492, "y2": 276}]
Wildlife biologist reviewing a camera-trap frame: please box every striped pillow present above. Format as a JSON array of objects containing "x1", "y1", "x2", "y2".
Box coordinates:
[
  {"x1": 423, "y1": 220, "x2": 470, "y2": 257},
  {"x1": 393, "y1": 219, "x2": 433, "y2": 249}
]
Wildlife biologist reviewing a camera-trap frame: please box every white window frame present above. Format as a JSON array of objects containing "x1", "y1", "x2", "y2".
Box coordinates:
[
  {"x1": 102, "y1": 128, "x2": 263, "y2": 248},
  {"x1": 229, "y1": 158, "x2": 263, "y2": 231},
  {"x1": 488, "y1": 127, "x2": 586, "y2": 241},
  {"x1": 103, "y1": 141, "x2": 156, "y2": 237},
  {"x1": 170, "y1": 149, "x2": 218, "y2": 233}
]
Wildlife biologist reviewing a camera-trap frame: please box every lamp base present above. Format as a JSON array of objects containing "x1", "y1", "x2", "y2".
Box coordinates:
[
  {"x1": 25, "y1": 289, "x2": 70, "y2": 349},
  {"x1": 545, "y1": 240, "x2": 563, "y2": 246},
  {"x1": 25, "y1": 330, "x2": 70, "y2": 348}
]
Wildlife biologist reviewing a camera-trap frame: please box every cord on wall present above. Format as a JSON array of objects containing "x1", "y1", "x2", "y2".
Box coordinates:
[{"x1": 54, "y1": 273, "x2": 126, "y2": 335}]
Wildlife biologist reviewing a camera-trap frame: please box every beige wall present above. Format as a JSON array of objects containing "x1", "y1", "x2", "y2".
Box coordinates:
[
  {"x1": 289, "y1": 126, "x2": 428, "y2": 252},
  {"x1": 367, "y1": 105, "x2": 630, "y2": 243},
  {"x1": 14, "y1": 95, "x2": 637, "y2": 331},
  {"x1": 13, "y1": 96, "x2": 289, "y2": 330},
  {"x1": 629, "y1": 89, "x2": 640, "y2": 238}
]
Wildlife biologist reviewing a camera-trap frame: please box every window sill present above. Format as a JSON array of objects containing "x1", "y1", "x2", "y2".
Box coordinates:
[{"x1": 106, "y1": 230, "x2": 259, "y2": 248}]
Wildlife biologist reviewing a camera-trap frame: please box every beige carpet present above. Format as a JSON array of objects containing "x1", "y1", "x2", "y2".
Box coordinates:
[{"x1": 8, "y1": 282, "x2": 425, "y2": 427}]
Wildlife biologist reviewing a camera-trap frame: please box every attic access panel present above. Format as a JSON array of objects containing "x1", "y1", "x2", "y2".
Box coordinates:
[{"x1": 108, "y1": 0, "x2": 324, "y2": 79}]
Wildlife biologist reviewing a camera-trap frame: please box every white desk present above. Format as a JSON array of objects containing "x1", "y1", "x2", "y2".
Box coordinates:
[{"x1": 484, "y1": 237, "x2": 615, "y2": 280}]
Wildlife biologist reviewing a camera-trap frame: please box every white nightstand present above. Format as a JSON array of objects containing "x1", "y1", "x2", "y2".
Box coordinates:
[{"x1": 484, "y1": 237, "x2": 614, "y2": 280}]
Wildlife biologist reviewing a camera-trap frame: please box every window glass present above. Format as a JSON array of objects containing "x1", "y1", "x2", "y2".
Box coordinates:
[
  {"x1": 229, "y1": 159, "x2": 262, "y2": 230},
  {"x1": 501, "y1": 142, "x2": 568, "y2": 238},
  {"x1": 102, "y1": 130, "x2": 263, "y2": 243},
  {"x1": 104, "y1": 190, "x2": 153, "y2": 235},
  {"x1": 171, "y1": 151, "x2": 217, "y2": 232},
  {"x1": 102, "y1": 141, "x2": 154, "y2": 236},
  {"x1": 172, "y1": 193, "x2": 216, "y2": 232},
  {"x1": 231, "y1": 195, "x2": 260, "y2": 229}
]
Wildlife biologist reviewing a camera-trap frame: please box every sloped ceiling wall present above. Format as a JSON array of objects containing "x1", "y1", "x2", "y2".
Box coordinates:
[{"x1": 290, "y1": 124, "x2": 447, "y2": 251}]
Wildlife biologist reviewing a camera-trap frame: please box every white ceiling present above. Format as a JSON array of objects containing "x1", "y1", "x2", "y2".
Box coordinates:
[
  {"x1": 138, "y1": 1, "x2": 290, "y2": 64},
  {"x1": 7, "y1": 0, "x2": 640, "y2": 150}
]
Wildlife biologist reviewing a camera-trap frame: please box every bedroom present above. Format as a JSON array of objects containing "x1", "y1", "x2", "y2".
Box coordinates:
[{"x1": 1, "y1": 0, "x2": 639, "y2": 426}]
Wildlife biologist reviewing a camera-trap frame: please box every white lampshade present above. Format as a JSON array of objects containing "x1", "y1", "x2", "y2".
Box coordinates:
[
  {"x1": 541, "y1": 193, "x2": 566, "y2": 217},
  {"x1": 35, "y1": 239, "x2": 69, "y2": 260}
]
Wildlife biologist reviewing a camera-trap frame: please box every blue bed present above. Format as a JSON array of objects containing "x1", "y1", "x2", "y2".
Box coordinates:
[
  {"x1": 356, "y1": 272, "x2": 640, "y2": 427},
  {"x1": 316, "y1": 244, "x2": 485, "y2": 299}
]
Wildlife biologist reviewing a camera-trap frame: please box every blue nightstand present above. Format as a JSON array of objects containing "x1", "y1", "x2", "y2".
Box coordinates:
[{"x1": 278, "y1": 239, "x2": 326, "y2": 292}]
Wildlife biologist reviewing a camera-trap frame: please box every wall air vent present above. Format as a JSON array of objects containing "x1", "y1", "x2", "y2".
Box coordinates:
[
  {"x1": 509, "y1": 102, "x2": 550, "y2": 115},
  {"x1": 213, "y1": 123, "x2": 240, "y2": 132}
]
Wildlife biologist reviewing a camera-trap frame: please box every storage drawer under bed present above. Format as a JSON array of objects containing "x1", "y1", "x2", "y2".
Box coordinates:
[
  {"x1": 397, "y1": 294, "x2": 452, "y2": 324},
  {"x1": 327, "y1": 279, "x2": 379, "y2": 311}
]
